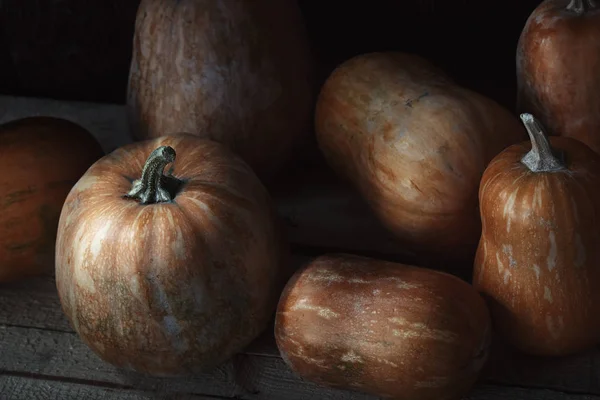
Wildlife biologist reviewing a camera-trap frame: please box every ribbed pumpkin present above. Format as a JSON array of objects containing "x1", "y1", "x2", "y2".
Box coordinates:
[
  {"x1": 55, "y1": 134, "x2": 288, "y2": 375},
  {"x1": 474, "y1": 113, "x2": 600, "y2": 356},
  {"x1": 126, "y1": 0, "x2": 314, "y2": 180},
  {"x1": 0, "y1": 116, "x2": 103, "y2": 282}
]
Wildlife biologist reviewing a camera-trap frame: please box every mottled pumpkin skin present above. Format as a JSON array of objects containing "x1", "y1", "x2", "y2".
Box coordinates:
[
  {"x1": 517, "y1": 0, "x2": 600, "y2": 154},
  {"x1": 126, "y1": 0, "x2": 314, "y2": 180},
  {"x1": 315, "y1": 52, "x2": 526, "y2": 267},
  {"x1": 55, "y1": 134, "x2": 288, "y2": 376},
  {"x1": 474, "y1": 136, "x2": 600, "y2": 356},
  {"x1": 0, "y1": 117, "x2": 103, "y2": 282},
  {"x1": 275, "y1": 253, "x2": 491, "y2": 400}
]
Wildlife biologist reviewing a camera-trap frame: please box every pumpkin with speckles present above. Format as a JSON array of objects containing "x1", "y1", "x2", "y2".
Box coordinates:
[
  {"x1": 275, "y1": 253, "x2": 491, "y2": 400},
  {"x1": 474, "y1": 114, "x2": 600, "y2": 356},
  {"x1": 315, "y1": 52, "x2": 526, "y2": 269},
  {"x1": 126, "y1": 0, "x2": 314, "y2": 181},
  {"x1": 55, "y1": 134, "x2": 288, "y2": 376},
  {"x1": 517, "y1": 0, "x2": 600, "y2": 155},
  {"x1": 0, "y1": 116, "x2": 103, "y2": 282}
]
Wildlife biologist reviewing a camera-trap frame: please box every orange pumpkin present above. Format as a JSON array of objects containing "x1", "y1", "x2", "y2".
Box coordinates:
[
  {"x1": 275, "y1": 253, "x2": 491, "y2": 400},
  {"x1": 55, "y1": 134, "x2": 288, "y2": 376},
  {"x1": 127, "y1": 0, "x2": 314, "y2": 180},
  {"x1": 0, "y1": 116, "x2": 103, "y2": 282},
  {"x1": 315, "y1": 52, "x2": 525, "y2": 267},
  {"x1": 517, "y1": 0, "x2": 600, "y2": 154},
  {"x1": 474, "y1": 113, "x2": 600, "y2": 356}
]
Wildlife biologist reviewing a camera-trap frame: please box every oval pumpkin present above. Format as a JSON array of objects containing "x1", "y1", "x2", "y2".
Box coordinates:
[
  {"x1": 315, "y1": 52, "x2": 526, "y2": 267},
  {"x1": 0, "y1": 116, "x2": 103, "y2": 282},
  {"x1": 55, "y1": 134, "x2": 288, "y2": 376},
  {"x1": 516, "y1": 0, "x2": 600, "y2": 154},
  {"x1": 275, "y1": 253, "x2": 491, "y2": 400},
  {"x1": 126, "y1": 0, "x2": 314, "y2": 180},
  {"x1": 473, "y1": 113, "x2": 600, "y2": 356}
]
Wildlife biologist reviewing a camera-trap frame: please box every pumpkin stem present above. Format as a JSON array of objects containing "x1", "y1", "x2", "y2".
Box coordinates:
[
  {"x1": 566, "y1": 0, "x2": 597, "y2": 13},
  {"x1": 520, "y1": 114, "x2": 565, "y2": 173},
  {"x1": 126, "y1": 145, "x2": 182, "y2": 204}
]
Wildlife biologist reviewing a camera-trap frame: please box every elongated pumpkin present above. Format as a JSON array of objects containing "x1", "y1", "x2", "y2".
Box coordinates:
[
  {"x1": 275, "y1": 253, "x2": 491, "y2": 400},
  {"x1": 0, "y1": 116, "x2": 103, "y2": 282},
  {"x1": 516, "y1": 0, "x2": 600, "y2": 154},
  {"x1": 315, "y1": 52, "x2": 525, "y2": 267},
  {"x1": 474, "y1": 113, "x2": 600, "y2": 356},
  {"x1": 55, "y1": 134, "x2": 288, "y2": 376},
  {"x1": 127, "y1": 0, "x2": 314, "y2": 180}
]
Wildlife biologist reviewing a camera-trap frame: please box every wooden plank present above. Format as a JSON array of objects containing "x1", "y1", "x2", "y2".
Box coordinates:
[
  {"x1": 1, "y1": 326, "x2": 598, "y2": 400},
  {"x1": 0, "y1": 325, "x2": 374, "y2": 400},
  {"x1": 1, "y1": 376, "x2": 596, "y2": 400},
  {"x1": 0, "y1": 374, "x2": 220, "y2": 400},
  {"x1": 0, "y1": 95, "x2": 133, "y2": 153},
  {"x1": 1, "y1": 310, "x2": 600, "y2": 399},
  {"x1": 2, "y1": 262, "x2": 600, "y2": 395},
  {"x1": 0, "y1": 325, "x2": 239, "y2": 398},
  {"x1": 465, "y1": 385, "x2": 600, "y2": 400}
]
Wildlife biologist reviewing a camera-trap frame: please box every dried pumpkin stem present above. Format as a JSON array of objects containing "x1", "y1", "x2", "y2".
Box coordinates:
[
  {"x1": 126, "y1": 145, "x2": 180, "y2": 204},
  {"x1": 566, "y1": 0, "x2": 597, "y2": 13},
  {"x1": 520, "y1": 113, "x2": 565, "y2": 173}
]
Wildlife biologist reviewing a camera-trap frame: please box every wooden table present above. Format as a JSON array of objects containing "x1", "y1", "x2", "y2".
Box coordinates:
[{"x1": 0, "y1": 96, "x2": 598, "y2": 400}]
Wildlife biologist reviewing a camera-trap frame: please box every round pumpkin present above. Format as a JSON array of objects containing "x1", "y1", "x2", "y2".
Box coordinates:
[
  {"x1": 474, "y1": 113, "x2": 600, "y2": 356},
  {"x1": 126, "y1": 0, "x2": 314, "y2": 180},
  {"x1": 275, "y1": 253, "x2": 492, "y2": 400},
  {"x1": 517, "y1": 0, "x2": 600, "y2": 154},
  {"x1": 0, "y1": 116, "x2": 103, "y2": 282},
  {"x1": 55, "y1": 134, "x2": 288, "y2": 376},
  {"x1": 315, "y1": 52, "x2": 526, "y2": 267}
]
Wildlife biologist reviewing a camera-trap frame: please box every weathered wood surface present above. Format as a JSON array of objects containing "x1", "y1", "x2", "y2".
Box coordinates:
[
  {"x1": 1, "y1": 95, "x2": 599, "y2": 399},
  {"x1": 2, "y1": 376, "x2": 597, "y2": 400}
]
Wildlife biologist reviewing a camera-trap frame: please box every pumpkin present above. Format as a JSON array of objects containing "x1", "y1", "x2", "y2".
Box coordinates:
[
  {"x1": 0, "y1": 116, "x2": 103, "y2": 282},
  {"x1": 473, "y1": 113, "x2": 600, "y2": 356},
  {"x1": 275, "y1": 253, "x2": 491, "y2": 400},
  {"x1": 54, "y1": 134, "x2": 288, "y2": 376},
  {"x1": 126, "y1": 0, "x2": 314, "y2": 180},
  {"x1": 315, "y1": 52, "x2": 526, "y2": 267},
  {"x1": 516, "y1": 0, "x2": 600, "y2": 154}
]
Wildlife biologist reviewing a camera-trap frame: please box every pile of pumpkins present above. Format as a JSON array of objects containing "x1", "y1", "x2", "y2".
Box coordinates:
[{"x1": 1, "y1": 1, "x2": 600, "y2": 399}]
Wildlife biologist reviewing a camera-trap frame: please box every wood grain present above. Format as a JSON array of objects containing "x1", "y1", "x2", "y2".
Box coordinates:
[
  {"x1": 465, "y1": 386, "x2": 600, "y2": 400},
  {"x1": 1, "y1": 268, "x2": 600, "y2": 396},
  {"x1": 0, "y1": 325, "x2": 378, "y2": 400},
  {"x1": 1, "y1": 376, "x2": 597, "y2": 400},
  {"x1": 1, "y1": 325, "x2": 599, "y2": 400},
  {"x1": 0, "y1": 95, "x2": 133, "y2": 153},
  {"x1": 0, "y1": 375, "x2": 220, "y2": 400}
]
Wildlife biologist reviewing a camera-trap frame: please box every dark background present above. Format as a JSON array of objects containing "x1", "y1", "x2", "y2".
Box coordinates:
[{"x1": 0, "y1": 1, "x2": 541, "y2": 111}]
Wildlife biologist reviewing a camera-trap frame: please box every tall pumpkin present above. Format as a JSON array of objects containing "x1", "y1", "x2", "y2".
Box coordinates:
[
  {"x1": 474, "y1": 113, "x2": 600, "y2": 356},
  {"x1": 126, "y1": 0, "x2": 314, "y2": 180},
  {"x1": 55, "y1": 134, "x2": 288, "y2": 376},
  {"x1": 516, "y1": 0, "x2": 600, "y2": 154}
]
